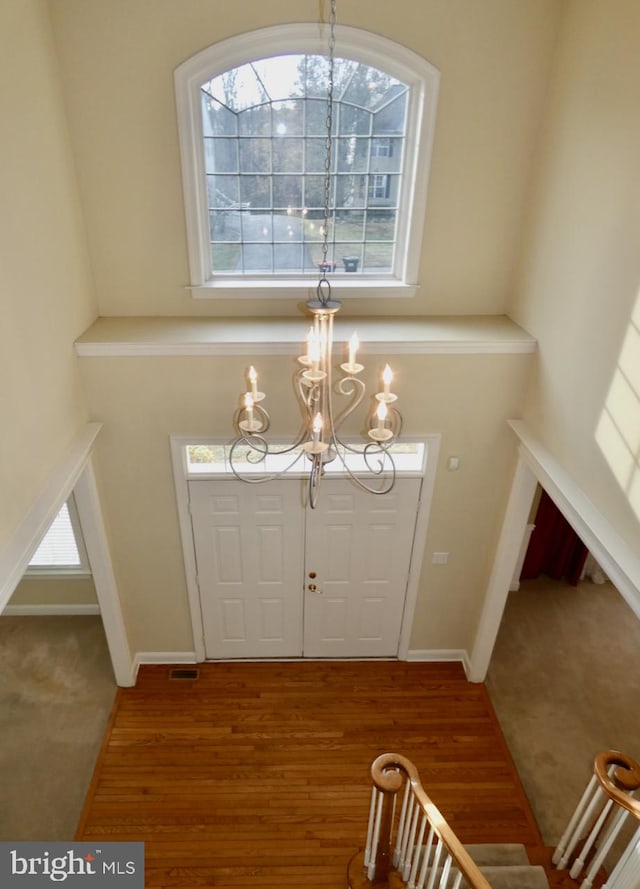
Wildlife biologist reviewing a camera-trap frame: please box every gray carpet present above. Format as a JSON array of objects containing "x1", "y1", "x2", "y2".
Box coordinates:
[
  {"x1": 486, "y1": 577, "x2": 640, "y2": 847},
  {"x1": 0, "y1": 615, "x2": 116, "y2": 840}
]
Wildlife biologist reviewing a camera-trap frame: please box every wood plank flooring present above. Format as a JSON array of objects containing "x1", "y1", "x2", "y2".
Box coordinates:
[{"x1": 76, "y1": 661, "x2": 545, "y2": 888}]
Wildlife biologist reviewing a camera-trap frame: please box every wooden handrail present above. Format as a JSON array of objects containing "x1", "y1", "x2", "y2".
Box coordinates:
[
  {"x1": 593, "y1": 750, "x2": 640, "y2": 818},
  {"x1": 348, "y1": 752, "x2": 495, "y2": 889},
  {"x1": 553, "y1": 749, "x2": 640, "y2": 887}
]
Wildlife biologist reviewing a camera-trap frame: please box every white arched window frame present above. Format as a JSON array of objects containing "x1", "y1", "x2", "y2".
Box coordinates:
[{"x1": 174, "y1": 24, "x2": 439, "y2": 299}]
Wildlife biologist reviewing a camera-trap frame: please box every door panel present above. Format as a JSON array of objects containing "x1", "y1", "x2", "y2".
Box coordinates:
[
  {"x1": 189, "y1": 476, "x2": 421, "y2": 659},
  {"x1": 303, "y1": 478, "x2": 421, "y2": 657},
  {"x1": 189, "y1": 480, "x2": 304, "y2": 658}
]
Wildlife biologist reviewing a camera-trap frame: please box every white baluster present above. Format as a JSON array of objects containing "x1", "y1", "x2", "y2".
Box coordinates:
[
  {"x1": 604, "y1": 825, "x2": 640, "y2": 889},
  {"x1": 399, "y1": 793, "x2": 417, "y2": 872},
  {"x1": 570, "y1": 797, "x2": 614, "y2": 878},
  {"x1": 368, "y1": 790, "x2": 384, "y2": 880},
  {"x1": 394, "y1": 779, "x2": 412, "y2": 868},
  {"x1": 416, "y1": 825, "x2": 435, "y2": 889},
  {"x1": 425, "y1": 837, "x2": 444, "y2": 889},
  {"x1": 402, "y1": 797, "x2": 422, "y2": 882},
  {"x1": 438, "y1": 852, "x2": 453, "y2": 889},
  {"x1": 558, "y1": 785, "x2": 607, "y2": 869},
  {"x1": 408, "y1": 813, "x2": 428, "y2": 889},
  {"x1": 451, "y1": 870, "x2": 464, "y2": 889},
  {"x1": 364, "y1": 786, "x2": 378, "y2": 868},
  {"x1": 554, "y1": 775, "x2": 598, "y2": 865},
  {"x1": 581, "y1": 807, "x2": 629, "y2": 889}
]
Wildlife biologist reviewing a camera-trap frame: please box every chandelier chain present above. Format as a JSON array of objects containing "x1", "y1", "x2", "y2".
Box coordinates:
[{"x1": 320, "y1": 0, "x2": 337, "y2": 273}]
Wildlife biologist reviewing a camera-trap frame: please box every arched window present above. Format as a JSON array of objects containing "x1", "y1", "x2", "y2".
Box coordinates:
[{"x1": 175, "y1": 25, "x2": 439, "y2": 298}]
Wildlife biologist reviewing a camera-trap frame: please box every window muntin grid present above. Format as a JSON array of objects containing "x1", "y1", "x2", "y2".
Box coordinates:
[{"x1": 201, "y1": 55, "x2": 408, "y2": 277}]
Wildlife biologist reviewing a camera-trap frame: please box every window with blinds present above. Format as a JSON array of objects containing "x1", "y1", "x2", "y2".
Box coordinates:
[{"x1": 28, "y1": 499, "x2": 90, "y2": 574}]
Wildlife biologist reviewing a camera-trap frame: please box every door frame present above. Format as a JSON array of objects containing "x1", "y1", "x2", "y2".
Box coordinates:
[
  {"x1": 0, "y1": 423, "x2": 134, "y2": 685},
  {"x1": 170, "y1": 434, "x2": 440, "y2": 661},
  {"x1": 468, "y1": 420, "x2": 640, "y2": 682}
]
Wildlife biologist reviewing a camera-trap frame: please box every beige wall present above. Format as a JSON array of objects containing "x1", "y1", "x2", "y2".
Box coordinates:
[
  {"x1": 510, "y1": 0, "x2": 640, "y2": 552},
  {"x1": 10, "y1": 576, "x2": 97, "y2": 607},
  {"x1": 80, "y1": 349, "x2": 532, "y2": 655},
  {"x1": 48, "y1": 0, "x2": 561, "y2": 318},
  {"x1": 0, "y1": 0, "x2": 96, "y2": 547}
]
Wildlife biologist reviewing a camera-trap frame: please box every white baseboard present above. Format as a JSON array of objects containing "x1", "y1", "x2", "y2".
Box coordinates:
[
  {"x1": 406, "y1": 648, "x2": 472, "y2": 676},
  {"x1": 2, "y1": 604, "x2": 101, "y2": 616},
  {"x1": 132, "y1": 651, "x2": 199, "y2": 681}
]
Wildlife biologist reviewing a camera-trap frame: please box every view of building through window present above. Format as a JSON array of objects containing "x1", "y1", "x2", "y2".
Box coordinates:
[{"x1": 201, "y1": 54, "x2": 408, "y2": 276}]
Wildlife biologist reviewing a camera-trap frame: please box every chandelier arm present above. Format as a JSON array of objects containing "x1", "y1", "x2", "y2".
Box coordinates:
[
  {"x1": 331, "y1": 375, "x2": 366, "y2": 433},
  {"x1": 229, "y1": 435, "x2": 308, "y2": 484},
  {"x1": 308, "y1": 454, "x2": 323, "y2": 509},
  {"x1": 233, "y1": 404, "x2": 271, "y2": 437},
  {"x1": 325, "y1": 436, "x2": 398, "y2": 495}
]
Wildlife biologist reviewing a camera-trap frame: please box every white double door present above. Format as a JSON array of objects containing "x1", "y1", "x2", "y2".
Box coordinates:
[{"x1": 188, "y1": 477, "x2": 421, "y2": 659}]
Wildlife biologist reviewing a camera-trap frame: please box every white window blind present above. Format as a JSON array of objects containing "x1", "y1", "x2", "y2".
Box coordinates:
[{"x1": 29, "y1": 501, "x2": 86, "y2": 570}]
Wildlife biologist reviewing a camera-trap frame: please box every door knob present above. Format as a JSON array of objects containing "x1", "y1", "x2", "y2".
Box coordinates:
[{"x1": 308, "y1": 583, "x2": 318, "y2": 592}]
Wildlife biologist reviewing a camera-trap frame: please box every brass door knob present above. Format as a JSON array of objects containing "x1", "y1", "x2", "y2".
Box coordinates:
[{"x1": 308, "y1": 583, "x2": 317, "y2": 592}]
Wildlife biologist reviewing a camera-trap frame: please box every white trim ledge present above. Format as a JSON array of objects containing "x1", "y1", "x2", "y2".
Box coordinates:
[
  {"x1": 3, "y1": 604, "x2": 100, "y2": 616},
  {"x1": 75, "y1": 316, "x2": 537, "y2": 358}
]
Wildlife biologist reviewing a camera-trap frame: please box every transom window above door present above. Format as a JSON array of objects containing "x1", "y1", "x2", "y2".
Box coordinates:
[{"x1": 174, "y1": 25, "x2": 440, "y2": 297}]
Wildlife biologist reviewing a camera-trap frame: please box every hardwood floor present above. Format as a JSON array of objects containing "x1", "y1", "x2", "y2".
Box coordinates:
[{"x1": 77, "y1": 661, "x2": 545, "y2": 888}]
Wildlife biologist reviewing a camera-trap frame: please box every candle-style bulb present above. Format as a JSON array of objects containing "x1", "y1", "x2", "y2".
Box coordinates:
[
  {"x1": 248, "y1": 365, "x2": 258, "y2": 396},
  {"x1": 312, "y1": 412, "x2": 323, "y2": 446},
  {"x1": 382, "y1": 364, "x2": 393, "y2": 396},
  {"x1": 376, "y1": 400, "x2": 387, "y2": 434},
  {"x1": 348, "y1": 332, "x2": 359, "y2": 366}
]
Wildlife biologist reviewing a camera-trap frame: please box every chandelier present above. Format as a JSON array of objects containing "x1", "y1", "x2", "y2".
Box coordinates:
[{"x1": 230, "y1": 0, "x2": 402, "y2": 507}]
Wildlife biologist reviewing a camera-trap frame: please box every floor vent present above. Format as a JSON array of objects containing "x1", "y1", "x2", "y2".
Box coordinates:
[{"x1": 169, "y1": 668, "x2": 200, "y2": 681}]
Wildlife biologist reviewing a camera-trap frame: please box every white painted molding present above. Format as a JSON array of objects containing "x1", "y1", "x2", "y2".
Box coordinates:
[
  {"x1": 406, "y1": 648, "x2": 469, "y2": 670},
  {"x1": 468, "y1": 419, "x2": 640, "y2": 684},
  {"x1": 468, "y1": 453, "x2": 538, "y2": 683},
  {"x1": 170, "y1": 437, "x2": 206, "y2": 662},
  {"x1": 0, "y1": 423, "x2": 102, "y2": 610},
  {"x1": 75, "y1": 340, "x2": 536, "y2": 358},
  {"x1": 397, "y1": 434, "x2": 441, "y2": 659},
  {"x1": 74, "y1": 459, "x2": 135, "y2": 687},
  {"x1": 510, "y1": 420, "x2": 640, "y2": 615},
  {"x1": 3, "y1": 604, "x2": 100, "y2": 616},
  {"x1": 133, "y1": 651, "x2": 198, "y2": 678}
]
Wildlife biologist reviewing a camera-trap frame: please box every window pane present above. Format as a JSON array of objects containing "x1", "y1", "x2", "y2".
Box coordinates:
[
  {"x1": 201, "y1": 93, "x2": 237, "y2": 136},
  {"x1": 198, "y1": 51, "x2": 412, "y2": 280},
  {"x1": 364, "y1": 241, "x2": 394, "y2": 271},
  {"x1": 207, "y1": 175, "x2": 240, "y2": 208},
  {"x1": 211, "y1": 242, "x2": 241, "y2": 271},
  {"x1": 365, "y1": 210, "x2": 397, "y2": 242},
  {"x1": 338, "y1": 106, "x2": 371, "y2": 136},
  {"x1": 373, "y1": 91, "x2": 407, "y2": 134},
  {"x1": 252, "y1": 57, "x2": 305, "y2": 102},
  {"x1": 239, "y1": 138, "x2": 270, "y2": 173},
  {"x1": 238, "y1": 105, "x2": 271, "y2": 136},
  {"x1": 273, "y1": 175, "x2": 303, "y2": 208},
  {"x1": 29, "y1": 503, "x2": 81, "y2": 568},
  {"x1": 305, "y1": 98, "x2": 330, "y2": 135},
  {"x1": 273, "y1": 138, "x2": 303, "y2": 174},
  {"x1": 273, "y1": 99, "x2": 304, "y2": 136},
  {"x1": 239, "y1": 175, "x2": 270, "y2": 207}
]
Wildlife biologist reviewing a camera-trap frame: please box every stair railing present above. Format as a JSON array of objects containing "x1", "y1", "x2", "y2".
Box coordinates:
[
  {"x1": 553, "y1": 750, "x2": 640, "y2": 889},
  {"x1": 347, "y1": 752, "x2": 495, "y2": 889}
]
